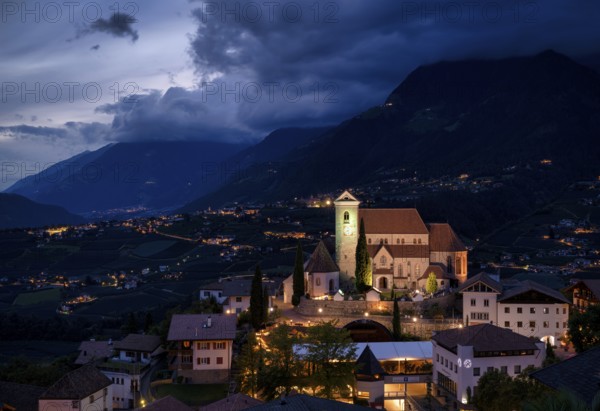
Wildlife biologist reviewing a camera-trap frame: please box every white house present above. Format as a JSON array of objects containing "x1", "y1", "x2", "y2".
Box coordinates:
[
  {"x1": 167, "y1": 314, "x2": 237, "y2": 383},
  {"x1": 38, "y1": 365, "x2": 113, "y2": 411},
  {"x1": 432, "y1": 324, "x2": 545, "y2": 409},
  {"x1": 221, "y1": 278, "x2": 276, "y2": 314},
  {"x1": 459, "y1": 273, "x2": 570, "y2": 345},
  {"x1": 198, "y1": 281, "x2": 226, "y2": 304}
]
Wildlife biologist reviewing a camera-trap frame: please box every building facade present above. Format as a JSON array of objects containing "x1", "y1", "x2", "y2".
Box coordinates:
[
  {"x1": 334, "y1": 191, "x2": 467, "y2": 289},
  {"x1": 459, "y1": 273, "x2": 570, "y2": 345},
  {"x1": 565, "y1": 279, "x2": 600, "y2": 312},
  {"x1": 167, "y1": 314, "x2": 237, "y2": 383},
  {"x1": 432, "y1": 324, "x2": 545, "y2": 409}
]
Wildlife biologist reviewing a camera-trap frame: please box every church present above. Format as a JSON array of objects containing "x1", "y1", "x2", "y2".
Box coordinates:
[{"x1": 334, "y1": 190, "x2": 468, "y2": 291}]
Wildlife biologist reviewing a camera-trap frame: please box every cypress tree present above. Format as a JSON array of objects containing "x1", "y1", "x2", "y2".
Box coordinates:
[
  {"x1": 393, "y1": 300, "x2": 402, "y2": 341},
  {"x1": 262, "y1": 285, "x2": 269, "y2": 323},
  {"x1": 292, "y1": 242, "x2": 304, "y2": 306},
  {"x1": 355, "y1": 218, "x2": 369, "y2": 292},
  {"x1": 250, "y1": 265, "x2": 264, "y2": 329}
]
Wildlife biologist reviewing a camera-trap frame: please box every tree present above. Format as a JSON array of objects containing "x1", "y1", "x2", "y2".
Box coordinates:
[
  {"x1": 250, "y1": 265, "x2": 264, "y2": 329},
  {"x1": 392, "y1": 300, "x2": 402, "y2": 341},
  {"x1": 262, "y1": 285, "x2": 269, "y2": 324},
  {"x1": 292, "y1": 242, "x2": 305, "y2": 306},
  {"x1": 261, "y1": 324, "x2": 300, "y2": 399},
  {"x1": 237, "y1": 332, "x2": 264, "y2": 398},
  {"x1": 355, "y1": 218, "x2": 370, "y2": 292},
  {"x1": 303, "y1": 321, "x2": 357, "y2": 399},
  {"x1": 473, "y1": 367, "x2": 548, "y2": 411},
  {"x1": 144, "y1": 312, "x2": 153, "y2": 333},
  {"x1": 524, "y1": 389, "x2": 600, "y2": 411},
  {"x1": 426, "y1": 272, "x2": 438, "y2": 295},
  {"x1": 568, "y1": 305, "x2": 600, "y2": 353}
]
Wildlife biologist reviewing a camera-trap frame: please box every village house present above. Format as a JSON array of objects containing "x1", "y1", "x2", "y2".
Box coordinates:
[
  {"x1": 432, "y1": 324, "x2": 545, "y2": 410},
  {"x1": 167, "y1": 314, "x2": 237, "y2": 383},
  {"x1": 38, "y1": 365, "x2": 113, "y2": 411},
  {"x1": 459, "y1": 273, "x2": 570, "y2": 346},
  {"x1": 565, "y1": 279, "x2": 600, "y2": 311}
]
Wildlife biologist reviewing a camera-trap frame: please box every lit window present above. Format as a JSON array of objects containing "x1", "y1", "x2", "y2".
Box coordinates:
[
  {"x1": 197, "y1": 342, "x2": 210, "y2": 350},
  {"x1": 543, "y1": 307, "x2": 549, "y2": 314}
]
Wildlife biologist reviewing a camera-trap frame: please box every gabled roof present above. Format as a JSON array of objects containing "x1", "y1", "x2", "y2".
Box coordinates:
[
  {"x1": 167, "y1": 314, "x2": 237, "y2": 341},
  {"x1": 359, "y1": 209, "x2": 428, "y2": 234},
  {"x1": 246, "y1": 394, "x2": 371, "y2": 410},
  {"x1": 40, "y1": 365, "x2": 111, "y2": 400},
  {"x1": 565, "y1": 280, "x2": 600, "y2": 300},
  {"x1": 201, "y1": 393, "x2": 263, "y2": 411},
  {"x1": 418, "y1": 264, "x2": 454, "y2": 281},
  {"x1": 199, "y1": 281, "x2": 224, "y2": 291},
  {"x1": 221, "y1": 279, "x2": 277, "y2": 297},
  {"x1": 355, "y1": 345, "x2": 385, "y2": 377},
  {"x1": 334, "y1": 190, "x2": 360, "y2": 203},
  {"x1": 114, "y1": 334, "x2": 162, "y2": 353},
  {"x1": 367, "y1": 244, "x2": 429, "y2": 259},
  {"x1": 499, "y1": 280, "x2": 569, "y2": 304},
  {"x1": 432, "y1": 324, "x2": 540, "y2": 354},
  {"x1": 0, "y1": 381, "x2": 44, "y2": 411},
  {"x1": 134, "y1": 395, "x2": 194, "y2": 411},
  {"x1": 305, "y1": 241, "x2": 339, "y2": 273},
  {"x1": 530, "y1": 345, "x2": 600, "y2": 407},
  {"x1": 75, "y1": 340, "x2": 113, "y2": 365},
  {"x1": 428, "y1": 223, "x2": 467, "y2": 252},
  {"x1": 458, "y1": 272, "x2": 502, "y2": 294}
]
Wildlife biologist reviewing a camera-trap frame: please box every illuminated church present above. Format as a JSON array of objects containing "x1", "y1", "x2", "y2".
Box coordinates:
[{"x1": 334, "y1": 191, "x2": 467, "y2": 290}]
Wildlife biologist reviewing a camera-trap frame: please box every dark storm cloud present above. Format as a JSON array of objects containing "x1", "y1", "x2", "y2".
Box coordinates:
[
  {"x1": 79, "y1": 13, "x2": 139, "y2": 42},
  {"x1": 91, "y1": 45, "x2": 101, "y2": 51},
  {"x1": 0, "y1": 123, "x2": 110, "y2": 144}
]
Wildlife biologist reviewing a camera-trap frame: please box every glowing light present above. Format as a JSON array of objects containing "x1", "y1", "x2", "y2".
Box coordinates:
[
  {"x1": 318, "y1": 308, "x2": 323, "y2": 313},
  {"x1": 364, "y1": 312, "x2": 369, "y2": 317},
  {"x1": 413, "y1": 317, "x2": 417, "y2": 322}
]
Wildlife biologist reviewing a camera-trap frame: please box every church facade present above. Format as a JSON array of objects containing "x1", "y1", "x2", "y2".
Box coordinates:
[{"x1": 334, "y1": 191, "x2": 468, "y2": 290}]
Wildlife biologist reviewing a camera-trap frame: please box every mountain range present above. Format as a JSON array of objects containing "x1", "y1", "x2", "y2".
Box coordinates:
[
  {"x1": 3, "y1": 50, "x2": 600, "y2": 232},
  {"x1": 0, "y1": 193, "x2": 84, "y2": 229}
]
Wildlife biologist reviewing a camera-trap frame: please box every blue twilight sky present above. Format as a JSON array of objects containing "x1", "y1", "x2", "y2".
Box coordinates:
[{"x1": 1, "y1": 0, "x2": 600, "y2": 189}]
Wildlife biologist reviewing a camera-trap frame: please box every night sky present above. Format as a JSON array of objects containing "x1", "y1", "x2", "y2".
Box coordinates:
[{"x1": 1, "y1": 0, "x2": 600, "y2": 189}]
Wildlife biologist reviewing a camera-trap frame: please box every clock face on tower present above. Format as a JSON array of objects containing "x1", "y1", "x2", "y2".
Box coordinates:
[{"x1": 343, "y1": 225, "x2": 354, "y2": 236}]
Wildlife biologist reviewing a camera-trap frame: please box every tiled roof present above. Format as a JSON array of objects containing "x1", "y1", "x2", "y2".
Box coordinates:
[
  {"x1": 40, "y1": 365, "x2": 111, "y2": 399},
  {"x1": 305, "y1": 241, "x2": 339, "y2": 273},
  {"x1": 359, "y1": 209, "x2": 428, "y2": 234},
  {"x1": 432, "y1": 324, "x2": 540, "y2": 354},
  {"x1": 114, "y1": 334, "x2": 162, "y2": 353},
  {"x1": 565, "y1": 280, "x2": 600, "y2": 300},
  {"x1": 75, "y1": 340, "x2": 113, "y2": 365},
  {"x1": 458, "y1": 272, "x2": 502, "y2": 293},
  {"x1": 221, "y1": 279, "x2": 278, "y2": 297},
  {"x1": 0, "y1": 381, "x2": 44, "y2": 411},
  {"x1": 134, "y1": 395, "x2": 194, "y2": 411},
  {"x1": 428, "y1": 223, "x2": 467, "y2": 252},
  {"x1": 201, "y1": 393, "x2": 263, "y2": 411},
  {"x1": 246, "y1": 394, "x2": 371, "y2": 410},
  {"x1": 418, "y1": 264, "x2": 454, "y2": 280},
  {"x1": 200, "y1": 281, "x2": 225, "y2": 291},
  {"x1": 356, "y1": 345, "x2": 385, "y2": 377},
  {"x1": 167, "y1": 314, "x2": 237, "y2": 341},
  {"x1": 367, "y1": 244, "x2": 429, "y2": 259},
  {"x1": 499, "y1": 280, "x2": 570, "y2": 304},
  {"x1": 531, "y1": 345, "x2": 600, "y2": 406}
]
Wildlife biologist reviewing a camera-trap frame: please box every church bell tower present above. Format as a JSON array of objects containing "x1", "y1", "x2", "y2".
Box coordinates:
[{"x1": 334, "y1": 190, "x2": 360, "y2": 283}]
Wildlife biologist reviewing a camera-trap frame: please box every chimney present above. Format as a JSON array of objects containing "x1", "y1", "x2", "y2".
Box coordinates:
[{"x1": 207, "y1": 316, "x2": 212, "y2": 328}]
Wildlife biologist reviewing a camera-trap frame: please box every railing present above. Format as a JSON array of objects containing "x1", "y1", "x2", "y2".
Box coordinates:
[{"x1": 383, "y1": 392, "x2": 427, "y2": 411}]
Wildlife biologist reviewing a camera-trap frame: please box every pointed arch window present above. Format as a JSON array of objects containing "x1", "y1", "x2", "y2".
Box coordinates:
[
  {"x1": 343, "y1": 211, "x2": 349, "y2": 223},
  {"x1": 447, "y1": 256, "x2": 453, "y2": 273},
  {"x1": 380, "y1": 256, "x2": 387, "y2": 266}
]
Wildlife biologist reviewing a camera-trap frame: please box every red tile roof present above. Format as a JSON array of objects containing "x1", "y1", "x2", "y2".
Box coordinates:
[
  {"x1": 428, "y1": 223, "x2": 466, "y2": 252},
  {"x1": 359, "y1": 209, "x2": 428, "y2": 234}
]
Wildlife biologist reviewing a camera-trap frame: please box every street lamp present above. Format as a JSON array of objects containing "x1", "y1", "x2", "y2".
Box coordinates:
[{"x1": 318, "y1": 308, "x2": 323, "y2": 313}]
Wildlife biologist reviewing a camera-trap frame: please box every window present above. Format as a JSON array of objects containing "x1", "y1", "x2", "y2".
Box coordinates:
[
  {"x1": 543, "y1": 307, "x2": 549, "y2": 314},
  {"x1": 343, "y1": 211, "x2": 349, "y2": 222},
  {"x1": 471, "y1": 299, "x2": 476, "y2": 307},
  {"x1": 504, "y1": 321, "x2": 510, "y2": 327},
  {"x1": 183, "y1": 341, "x2": 191, "y2": 348},
  {"x1": 563, "y1": 308, "x2": 567, "y2": 314},
  {"x1": 517, "y1": 307, "x2": 523, "y2": 314},
  {"x1": 529, "y1": 321, "x2": 536, "y2": 328},
  {"x1": 514, "y1": 365, "x2": 521, "y2": 374},
  {"x1": 504, "y1": 307, "x2": 510, "y2": 314},
  {"x1": 556, "y1": 322, "x2": 559, "y2": 328},
  {"x1": 89, "y1": 395, "x2": 95, "y2": 403},
  {"x1": 402, "y1": 238, "x2": 405, "y2": 244},
  {"x1": 413, "y1": 238, "x2": 417, "y2": 244},
  {"x1": 556, "y1": 307, "x2": 559, "y2": 314},
  {"x1": 484, "y1": 299, "x2": 489, "y2": 307},
  {"x1": 445, "y1": 359, "x2": 448, "y2": 367},
  {"x1": 197, "y1": 342, "x2": 210, "y2": 350},
  {"x1": 563, "y1": 322, "x2": 567, "y2": 328},
  {"x1": 216, "y1": 357, "x2": 224, "y2": 365},
  {"x1": 182, "y1": 355, "x2": 192, "y2": 364},
  {"x1": 447, "y1": 256, "x2": 453, "y2": 273},
  {"x1": 487, "y1": 367, "x2": 494, "y2": 373},
  {"x1": 517, "y1": 321, "x2": 523, "y2": 328},
  {"x1": 198, "y1": 357, "x2": 211, "y2": 365},
  {"x1": 316, "y1": 277, "x2": 321, "y2": 286},
  {"x1": 530, "y1": 307, "x2": 536, "y2": 314},
  {"x1": 407, "y1": 261, "x2": 411, "y2": 275},
  {"x1": 204, "y1": 291, "x2": 210, "y2": 297},
  {"x1": 501, "y1": 366, "x2": 507, "y2": 374},
  {"x1": 470, "y1": 312, "x2": 489, "y2": 320},
  {"x1": 415, "y1": 264, "x2": 420, "y2": 276},
  {"x1": 436, "y1": 354, "x2": 439, "y2": 362},
  {"x1": 543, "y1": 321, "x2": 549, "y2": 328},
  {"x1": 473, "y1": 367, "x2": 480, "y2": 376},
  {"x1": 214, "y1": 342, "x2": 226, "y2": 349},
  {"x1": 380, "y1": 256, "x2": 387, "y2": 265},
  {"x1": 235, "y1": 297, "x2": 242, "y2": 302},
  {"x1": 418, "y1": 238, "x2": 422, "y2": 244},
  {"x1": 368, "y1": 238, "x2": 371, "y2": 244},
  {"x1": 396, "y1": 238, "x2": 400, "y2": 244},
  {"x1": 398, "y1": 265, "x2": 403, "y2": 276},
  {"x1": 385, "y1": 238, "x2": 388, "y2": 244},
  {"x1": 125, "y1": 351, "x2": 135, "y2": 358}
]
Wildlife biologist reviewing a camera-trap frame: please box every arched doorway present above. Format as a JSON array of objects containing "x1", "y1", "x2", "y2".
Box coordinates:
[{"x1": 378, "y1": 277, "x2": 388, "y2": 289}]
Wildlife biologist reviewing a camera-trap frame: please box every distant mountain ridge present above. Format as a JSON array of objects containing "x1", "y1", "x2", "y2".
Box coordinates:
[
  {"x1": 0, "y1": 193, "x2": 84, "y2": 229},
  {"x1": 182, "y1": 50, "x2": 600, "y2": 210}
]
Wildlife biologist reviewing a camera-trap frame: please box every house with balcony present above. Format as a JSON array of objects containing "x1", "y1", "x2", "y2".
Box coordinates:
[
  {"x1": 459, "y1": 273, "x2": 570, "y2": 346},
  {"x1": 167, "y1": 314, "x2": 237, "y2": 383},
  {"x1": 75, "y1": 334, "x2": 163, "y2": 409},
  {"x1": 565, "y1": 279, "x2": 600, "y2": 311},
  {"x1": 38, "y1": 365, "x2": 113, "y2": 411},
  {"x1": 431, "y1": 324, "x2": 545, "y2": 410},
  {"x1": 221, "y1": 278, "x2": 278, "y2": 315}
]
